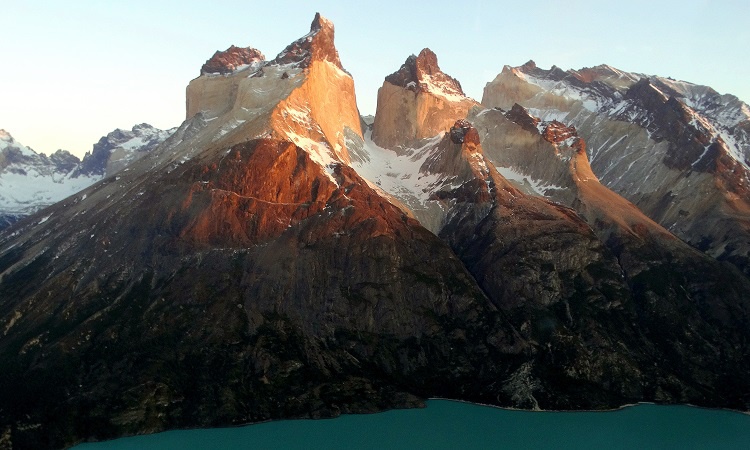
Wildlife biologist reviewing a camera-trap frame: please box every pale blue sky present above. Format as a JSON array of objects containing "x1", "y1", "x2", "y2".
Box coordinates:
[{"x1": 2, "y1": 0, "x2": 748, "y2": 157}]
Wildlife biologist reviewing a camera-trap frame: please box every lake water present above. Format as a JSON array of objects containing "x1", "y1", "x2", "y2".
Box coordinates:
[{"x1": 73, "y1": 399, "x2": 750, "y2": 449}]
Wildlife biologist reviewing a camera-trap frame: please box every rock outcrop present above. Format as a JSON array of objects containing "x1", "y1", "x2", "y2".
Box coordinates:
[
  {"x1": 482, "y1": 62, "x2": 750, "y2": 276},
  {"x1": 371, "y1": 49, "x2": 477, "y2": 149},
  {"x1": 201, "y1": 45, "x2": 265, "y2": 75},
  {"x1": 185, "y1": 13, "x2": 359, "y2": 165}
]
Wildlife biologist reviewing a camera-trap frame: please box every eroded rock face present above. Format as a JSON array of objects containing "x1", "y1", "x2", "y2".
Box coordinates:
[
  {"x1": 201, "y1": 46, "x2": 265, "y2": 75},
  {"x1": 449, "y1": 119, "x2": 478, "y2": 145},
  {"x1": 481, "y1": 61, "x2": 750, "y2": 276},
  {"x1": 185, "y1": 13, "x2": 359, "y2": 166},
  {"x1": 504, "y1": 103, "x2": 541, "y2": 134},
  {"x1": 371, "y1": 49, "x2": 477, "y2": 149}
]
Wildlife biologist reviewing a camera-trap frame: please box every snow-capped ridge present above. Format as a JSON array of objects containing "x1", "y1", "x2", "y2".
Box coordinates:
[{"x1": 0, "y1": 124, "x2": 173, "y2": 229}]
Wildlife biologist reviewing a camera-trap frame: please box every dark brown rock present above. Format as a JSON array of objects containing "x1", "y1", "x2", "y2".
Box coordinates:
[
  {"x1": 449, "y1": 119, "x2": 477, "y2": 144},
  {"x1": 541, "y1": 120, "x2": 578, "y2": 144},
  {"x1": 384, "y1": 48, "x2": 465, "y2": 96},
  {"x1": 201, "y1": 45, "x2": 265, "y2": 75},
  {"x1": 505, "y1": 103, "x2": 541, "y2": 135}
]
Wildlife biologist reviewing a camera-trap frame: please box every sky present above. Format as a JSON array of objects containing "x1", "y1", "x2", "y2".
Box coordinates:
[{"x1": 2, "y1": 0, "x2": 748, "y2": 157}]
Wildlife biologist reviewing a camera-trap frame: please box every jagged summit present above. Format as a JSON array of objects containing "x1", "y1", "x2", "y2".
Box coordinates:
[
  {"x1": 371, "y1": 48, "x2": 477, "y2": 149},
  {"x1": 201, "y1": 46, "x2": 265, "y2": 75},
  {"x1": 75, "y1": 123, "x2": 175, "y2": 176},
  {"x1": 384, "y1": 48, "x2": 466, "y2": 99},
  {"x1": 519, "y1": 60, "x2": 537, "y2": 71},
  {"x1": 197, "y1": 13, "x2": 340, "y2": 78},
  {"x1": 483, "y1": 60, "x2": 750, "y2": 276},
  {"x1": 0, "y1": 130, "x2": 36, "y2": 158},
  {"x1": 184, "y1": 12, "x2": 359, "y2": 167},
  {"x1": 504, "y1": 103, "x2": 541, "y2": 134},
  {"x1": 272, "y1": 12, "x2": 343, "y2": 70}
]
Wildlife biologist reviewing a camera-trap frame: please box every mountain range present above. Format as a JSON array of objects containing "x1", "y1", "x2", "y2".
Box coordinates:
[
  {"x1": 1, "y1": 13, "x2": 749, "y2": 449},
  {"x1": 0, "y1": 124, "x2": 175, "y2": 230}
]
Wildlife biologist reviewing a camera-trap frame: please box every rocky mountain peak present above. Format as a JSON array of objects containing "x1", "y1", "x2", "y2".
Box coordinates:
[
  {"x1": 541, "y1": 121, "x2": 579, "y2": 145},
  {"x1": 200, "y1": 45, "x2": 265, "y2": 75},
  {"x1": 449, "y1": 119, "x2": 480, "y2": 146},
  {"x1": 520, "y1": 60, "x2": 537, "y2": 71},
  {"x1": 76, "y1": 123, "x2": 174, "y2": 177},
  {"x1": 309, "y1": 11, "x2": 332, "y2": 32},
  {"x1": 384, "y1": 48, "x2": 466, "y2": 98},
  {"x1": 372, "y1": 48, "x2": 476, "y2": 149},
  {"x1": 0, "y1": 130, "x2": 36, "y2": 160},
  {"x1": 504, "y1": 103, "x2": 541, "y2": 134},
  {"x1": 272, "y1": 12, "x2": 343, "y2": 70}
]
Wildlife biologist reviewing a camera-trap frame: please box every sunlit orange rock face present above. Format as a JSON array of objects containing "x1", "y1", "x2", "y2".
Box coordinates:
[
  {"x1": 273, "y1": 13, "x2": 342, "y2": 69},
  {"x1": 371, "y1": 49, "x2": 478, "y2": 149},
  {"x1": 177, "y1": 139, "x2": 338, "y2": 245},
  {"x1": 175, "y1": 138, "x2": 420, "y2": 246}
]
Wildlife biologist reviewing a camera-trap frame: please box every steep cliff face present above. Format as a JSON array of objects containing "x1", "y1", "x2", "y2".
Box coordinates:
[
  {"x1": 370, "y1": 49, "x2": 477, "y2": 150},
  {"x1": 184, "y1": 13, "x2": 360, "y2": 166},
  {"x1": 0, "y1": 15, "x2": 523, "y2": 450},
  {"x1": 481, "y1": 62, "x2": 750, "y2": 275}
]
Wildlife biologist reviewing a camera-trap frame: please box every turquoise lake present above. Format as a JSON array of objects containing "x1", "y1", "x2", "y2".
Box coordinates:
[{"x1": 73, "y1": 399, "x2": 750, "y2": 449}]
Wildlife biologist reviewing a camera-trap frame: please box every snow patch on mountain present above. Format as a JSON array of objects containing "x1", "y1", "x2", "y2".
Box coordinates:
[
  {"x1": 355, "y1": 130, "x2": 446, "y2": 212},
  {"x1": 421, "y1": 73, "x2": 467, "y2": 102},
  {"x1": 493, "y1": 164, "x2": 565, "y2": 196},
  {"x1": 506, "y1": 64, "x2": 750, "y2": 171},
  {"x1": 0, "y1": 170, "x2": 97, "y2": 215}
]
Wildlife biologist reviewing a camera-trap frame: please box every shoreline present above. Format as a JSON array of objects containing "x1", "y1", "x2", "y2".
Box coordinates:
[{"x1": 426, "y1": 397, "x2": 750, "y2": 416}]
